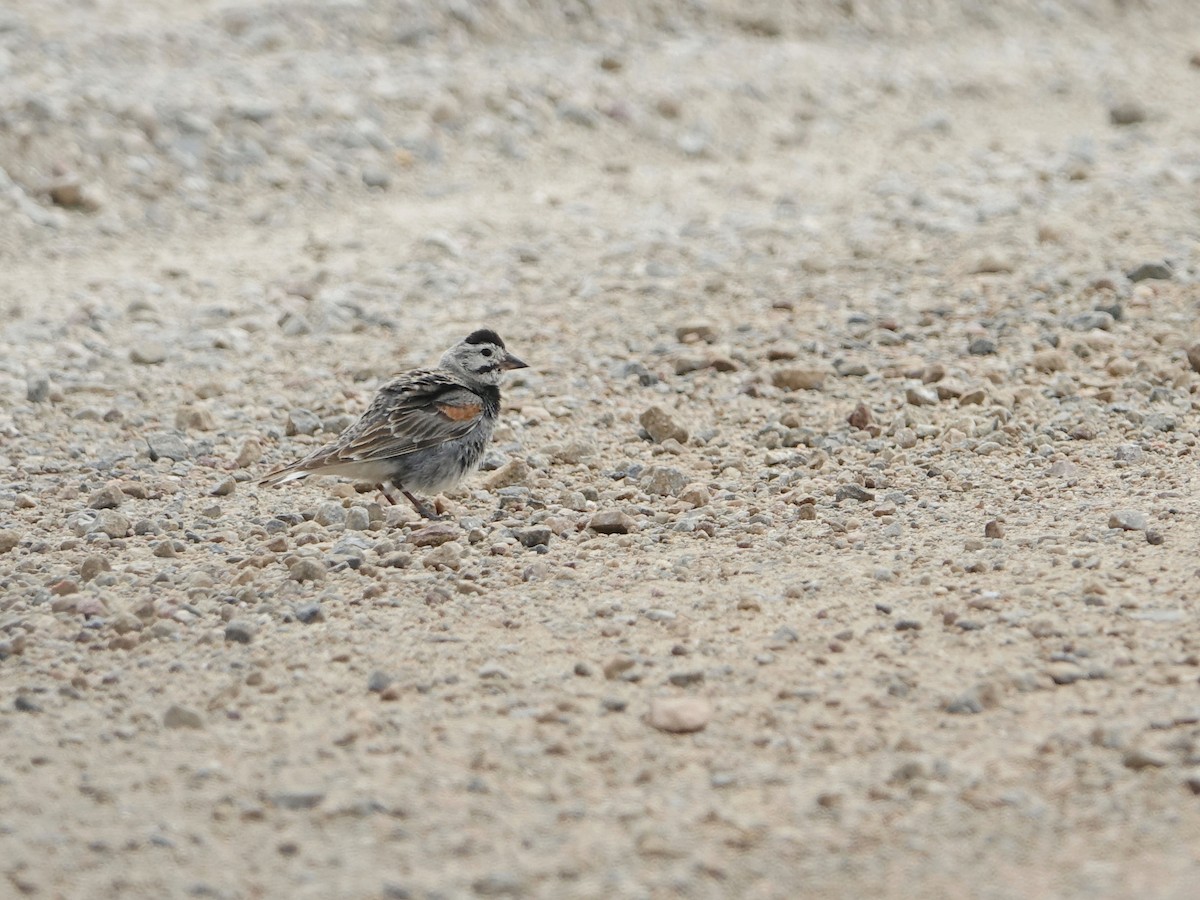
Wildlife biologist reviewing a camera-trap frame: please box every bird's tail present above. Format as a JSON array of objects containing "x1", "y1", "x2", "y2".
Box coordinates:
[{"x1": 255, "y1": 465, "x2": 311, "y2": 488}]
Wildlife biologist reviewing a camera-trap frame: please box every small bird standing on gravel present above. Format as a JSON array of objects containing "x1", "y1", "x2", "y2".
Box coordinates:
[{"x1": 258, "y1": 329, "x2": 527, "y2": 519}]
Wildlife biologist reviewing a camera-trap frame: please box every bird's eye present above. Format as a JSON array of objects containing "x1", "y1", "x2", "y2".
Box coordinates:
[{"x1": 481, "y1": 348, "x2": 494, "y2": 357}]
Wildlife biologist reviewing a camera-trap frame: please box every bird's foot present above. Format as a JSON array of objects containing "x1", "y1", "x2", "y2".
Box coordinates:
[{"x1": 401, "y1": 489, "x2": 442, "y2": 521}]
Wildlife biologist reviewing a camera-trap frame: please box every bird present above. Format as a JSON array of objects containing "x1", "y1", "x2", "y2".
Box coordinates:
[{"x1": 258, "y1": 329, "x2": 527, "y2": 519}]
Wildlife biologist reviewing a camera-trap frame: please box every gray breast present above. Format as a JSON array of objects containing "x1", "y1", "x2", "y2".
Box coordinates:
[{"x1": 389, "y1": 416, "x2": 496, "y2": 493}]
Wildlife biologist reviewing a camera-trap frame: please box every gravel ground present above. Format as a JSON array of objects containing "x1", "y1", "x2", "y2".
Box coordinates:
[{"x1": 3, "y1": 1, "x2": 1200, "y2": 897}]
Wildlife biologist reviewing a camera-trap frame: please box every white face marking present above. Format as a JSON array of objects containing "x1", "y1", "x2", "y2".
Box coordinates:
[{"x1": 441, "y1": 341, "x2": 506, "y2": 385}]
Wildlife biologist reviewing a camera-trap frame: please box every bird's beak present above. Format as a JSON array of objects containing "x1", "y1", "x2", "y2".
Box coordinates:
[{"x1": 500, "y1": 352, "x2": 528, "y2": 371}]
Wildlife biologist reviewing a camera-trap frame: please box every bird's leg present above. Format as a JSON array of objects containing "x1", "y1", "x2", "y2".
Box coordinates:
[
  {"x1": 401, "y1": 488, "x2": 441, "y2": 521},
  {"x1": 377, "y1": 483, "x2": 399, "y2": 505}
]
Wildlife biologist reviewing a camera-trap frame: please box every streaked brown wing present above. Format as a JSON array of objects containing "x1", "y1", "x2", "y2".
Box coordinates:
[{"x1": 324, "y1": 371, "x2": 486, "y2": 464}]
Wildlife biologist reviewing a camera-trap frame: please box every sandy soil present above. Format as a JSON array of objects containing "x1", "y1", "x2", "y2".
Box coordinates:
[{"x1": 3, "y1": 1, "x2": 1200, "y2": 897}]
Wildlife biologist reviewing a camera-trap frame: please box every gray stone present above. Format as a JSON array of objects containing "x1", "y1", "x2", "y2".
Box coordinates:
[
  {"x1": 969, "y1": 250, "x2": 1014, "y2": 274},
  {"x1": 1143, "y1": 413, "x2": 1176, "y2": 432},
  {"x1": 289, "y1": 558, "x2": 327, "y2": 582},
  {"x1": 906, "y1": 385, "x2": 939, "y2": 406},
  {"x1": 676, "y1": 322, "x2": 717, "y2": 343},
  {"x1": 314, "y1": 501, "x2": 346, "y2": 527},
  {"x1": 286, "y1": 409, "x2": 322, "y2": 436},
  {"x1": 548, "y1": 440, "x2": 595, "y2": 464},
  {"x1": 0, "y1": 530, "x2": 21, "y2": 554},
  {"x1": 514, "y1": 527, "x2": 551, "y2": 548},
  {"x1": 484, "y1": 459, "x2": 529, "y2": 490},
  {"x1": 294, "y1": 602, "x2": 324, "y2": 624},
  {"x1": 835, "y1": 484, "x2": 874, "y2": 503},
  {"x1": 589, "y1": 511, "x2": 635, "y2": 534},
  {"x1": 409, "y1": 523, "x2": 459, "y2": 547},
  {"x1": 362, "y1": 167, "x2": 391, "y2": 189},
  {"x1": 646, "y1": 697, "x2": 711, "y2": 733},
  {"x1": 1114, "y1": 444, "x2": 1144, "y2": 463},
  {"x1": 1122, "y1": 747, "x2": 1169, "y2": 770},
  {"x1": 640, "y1": 465, "x2": 687, "y2": 497},
  {"x1": 1187, "y1": 344, "x2": 1200, "y2": 375},
  {"x1": 1108, "y1": 510, "x2": 1148, "y2": 531},
  {"x1": 967, "y1": 337, "x2": 997, "y2": 356},
  {"x1": 1109, "y1": 101, "x2": 1147, "y2": 126},
  {"x1": 146, "y1": 430, "x2": 191, "y2": 461},
  {"x1": 345, "y1": 507, "x2": 371, "y2": 531},
  {"x1": 88, "y1": 510, "x2": 131, "y2": 539},
  {"x1": 772, "y1": 367, "x2": 825, "y2": 391},
  {"x1": 945, "y1": 691, "x2": 984, "y2": 715},
  {"x1": 472, "y1": 872, "x2": 526, "y2": 897},
  {"x1": 640, "y1": 406, "x2": 688, "y2": 443},
  {"x1": 367, "y1": 671, "x2": 393, "y2": 693},
  {"x1": 224, "y1": 619, "x2": 257, "y2": 644},
  {"x1": 88, "y1": 485, "x2": 124, "y2": 509},
  {"x1": 79, "y1": 555, "x2": 111, "y2": 582},
  {"x1": 1068, "y1": 311, "x2": 1115, "y2": 331},
  {"x1": 163, "y1": 704, "x2": 204, "y2": 729},
  {"x1": 130, "y1": 342, "x2": 168, "y2": 365},
  {"x1": 279, "y1": 312, "x2": 311, "y2": 336},
  {"x1": 210, "y1": 476, "x2": 236, "y2": 497},
  {"x1": 1047, "y1": 663, "x2": 1086, "y2": 685},
  {"x1": 270, "y1": 790, "x2": 325, "y2": 810},
  {"x1": 26, "y1": 373, "x2": 51, "y2": 403},
  {"x1": 603, "y1": 655, "x2": 636, "y2": 680}
]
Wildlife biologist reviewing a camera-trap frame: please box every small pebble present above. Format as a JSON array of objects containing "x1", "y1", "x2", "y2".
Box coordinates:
[
  {"x1": 589, "y1": 511, "x2": 635, "y2": 534},
  {"x1": 130, "y1": 342, "x2": 168, "y2": 365},
  {"x1": 0, "y1": 530, "x2": 22, "y2": 554},
  {"x1": 163, "y1": 704, "x2": 204, "y2": 729},
  {"x1": 409, "y1": 523, "x2": 459, "y2": 547},
  {"x1": 640, "y1": 406, "x2": 688, "y2": 443},
  {"x1": 772, "y1": 368, "x2": 825, "y2": 391},
  {"x1": 484, "y1": 459, "x2": 530, "y2": 490},
  {"x1": 79, "y1": 555, "x2": 111, "y2": 582},
  {"x1": 515, "y1": 527, "x2": 552, "y2": 548},
  {"x1": 603, "y1": 656, "x2": 635, "y2": 680},
  {"x1": 1109, "y1": 101, "x2": 1147, "y2": 126},
  {"x1": 26, "y1": 373, "x2": 51, "y2": 403},
  {"x1": 835, "y1": 484, "x2": 874, "y2": 503},
  {"x1": 146, "y1": 431, "x2": 191, "y2": 461},
  {"x1": 1108, "y1": 510, "x2": 1147, "y2": 532},
  {"x1": 368, "y1": 671, "x2": 393, "y2": 693},
  {"x1": 289, "y1": 558, "x2": 327, "y2": 582},
  {"x1": 646, "y1": 697, "x2": 712, "y2": 734},
  {"x1": 286, "y1": 409, "x2": 322, "y2": 436},
  {"x1": 314, "y1": 501, "x2": 346, "y2": 527},
  {"x1": 906, "y1": 385, "x2": 938, "y2": 406},
  {"x1": 294, "y1": 602, "x2": 324, "y2": 624},
  {"x1": 224, "y1": 620, "x2": 257, "y2": 644},
  {"x1": 1122, "y1": 747, "x2": 1169, "y2": 770},
  {"x1": 210, "y1": 477, "x2": 236, "y2": 497},
  {"x1": 847, "y1": 403, "x2": 871, "y2": 429},
  {"x1": 88, "y1": 485, "x2": 124, "y2": 510},
  {"x1": 1126, "y1": 260, "x2": 1172, "y2": 282}
]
